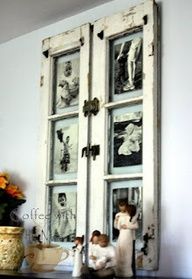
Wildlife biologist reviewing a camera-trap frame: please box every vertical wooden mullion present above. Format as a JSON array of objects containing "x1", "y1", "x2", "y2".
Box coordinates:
[
  {"x1": 142, "y1": 0, "x2": 159, "y2": 269},
  {"x1": 88, "y1": 18, "x2": 107, "y2": 233},
  {"x1": 76, "y1": 24, "x2": 90, "y2": 237},
  {"x1": 38, "y1": 37, "x2": 51, "y2": 225}
]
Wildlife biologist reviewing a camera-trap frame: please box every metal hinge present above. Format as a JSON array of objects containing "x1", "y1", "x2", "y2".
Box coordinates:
[
  {"x1": 81, "y1": 144, "x2": 100, "y2": 160},
  {"x1": 83, "y1": 97, "x2": 99, "y2": 117}
]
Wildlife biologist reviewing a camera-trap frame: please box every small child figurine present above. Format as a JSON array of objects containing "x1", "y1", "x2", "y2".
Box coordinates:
[
  {"x1": 72, "y1": 235, "x2": 84, "y2": 277},
  {"x1": 89, "y1": 230, "x2": 101, "y2": 268},
  {"x1": 81, "y1": 234, "x2": 116, "y2": 279}
]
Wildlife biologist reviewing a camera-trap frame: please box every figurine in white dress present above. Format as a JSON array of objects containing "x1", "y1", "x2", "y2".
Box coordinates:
[
  {"x1": 114, "y1": 201, "x2": 138, "y2": 277},
  {"x1": 72, "y1": 235, "x2": 84, "y2": 277}
]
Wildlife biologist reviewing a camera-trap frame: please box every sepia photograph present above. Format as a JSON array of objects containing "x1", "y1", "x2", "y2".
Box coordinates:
[
  {"x1": 113, "y1": 111, "x2": 142, "y2": 168},
  {"x1": 54, "y1": 52, "x2": 80, "y2": 112},
  {"x1": 50, "y1": 186, "x2": 77, "y2": 243},
  {"x1": 51, "y1": 118, "x2": 78, "y2": 179},
  {"x1": 111, "y1": 33, "x2": 143, "y2": 95}
]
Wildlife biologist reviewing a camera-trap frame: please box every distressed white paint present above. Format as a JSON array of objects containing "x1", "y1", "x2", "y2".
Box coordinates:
[
  {"x1": 40, "y1": 24, "x2": 91, "y2": 241},
  {"x1": 142, "y1": 0, "x2": 159, "y2": 270},
  {"x1": 91, "y1": 0, "x2": 159, "y2": 270},
  {"x1": 40, "y1": 1, "x2": 159, "y2": 270}
]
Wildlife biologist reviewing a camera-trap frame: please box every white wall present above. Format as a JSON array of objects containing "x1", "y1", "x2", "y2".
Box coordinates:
[{"x1": 0, "y1": 0, "x2": 192, "y2": 277}]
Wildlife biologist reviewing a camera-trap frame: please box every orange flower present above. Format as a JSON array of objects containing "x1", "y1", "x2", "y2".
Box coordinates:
[
  {"x1": 5, "y1": 184, "x2": 25, "y2": 199},
  {"x1": 0, "y1": 172, "x2": 9, "y2": 189}
]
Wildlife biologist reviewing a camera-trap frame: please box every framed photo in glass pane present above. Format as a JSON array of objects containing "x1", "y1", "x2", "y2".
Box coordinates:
[
  {"x1": 110, "y1": 31, "x2": 143, "y2": 102},
  {"x1": 49, "y1": 185, "x2": 77, "y2": 243},
  {"x1": 50, "y1": 117, "x2": 79, "y2": 180},
  {"x1": 53, "y1": 51, "x2": 80, "y2": 114},
  {"x1": 109, "y1": 104, "x2": 143, "y2": 174},
  {"x1": 108, "y1": 180, "x2": 143, "y2": 266}
]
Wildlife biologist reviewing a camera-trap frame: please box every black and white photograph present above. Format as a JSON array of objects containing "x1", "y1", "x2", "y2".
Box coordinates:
[
  {"x1": 54, "y1": 52, "x2": 80, "y2": 112},
  {"x1": 111, "y1": 186, "x2": 142, "y2": 242},
  {"x1": 111, "y1": 33, "x2": 143, "y2": 95},
  {"x1": 113, "y1": 111, "x2": 142, "y2": 168},
  {"x1": 52, "y1": 118, "x2": 78, "y2": 179},
  {"x1": 50, "y1": 186, "x2": 77, "y2": 242}
]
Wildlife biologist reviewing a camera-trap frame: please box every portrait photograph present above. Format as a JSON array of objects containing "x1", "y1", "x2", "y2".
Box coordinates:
[
  {"x1": 54, "y1": 51, "x2": 80, "y2": 113},
  {"x1": 51, "y1": 118, "x2": 79, "y2": 180},
  {"x1": 110, "y1": 32, "x2": 143, "y2": 97},
  {"x1": 50, "y1": 186, "x2": 77, "y2": 243},
  {"x1": 113, "y1": 111, "x2": 142, "y2": 168}
]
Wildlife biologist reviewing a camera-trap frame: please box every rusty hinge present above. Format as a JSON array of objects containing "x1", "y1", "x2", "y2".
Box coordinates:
[
  {"x1": 83, "y1": 97, "x2": 99, "y2": 117},
  {"x1": 81, "y1": 144, "x2": 100, "y2": 160}
]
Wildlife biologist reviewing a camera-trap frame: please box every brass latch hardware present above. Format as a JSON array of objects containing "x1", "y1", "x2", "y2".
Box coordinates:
[
  {"x1": 83, "y1": 98, "x2": 99, "y2": 117},
  {"x1": 81, "y1": 144, "x2": 100, "y2": 160}
]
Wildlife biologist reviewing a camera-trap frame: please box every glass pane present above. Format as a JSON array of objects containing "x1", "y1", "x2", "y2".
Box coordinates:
[
  {"x1": 50, "y1": 117, "x2": 79, "y2": 180},
  {"x1": 108, "y1": 180, "x2": 143, "y2": 267},
  {"x1": 53, "y1": 51, "x2": 80, "y2": 114},
  {"x1": 109, "y1": 31, "x2": 143, "y2": 102},
  {"x1": 109, "y1": 104, "x2": 143, "y2": 174},
  {"x1": 49, "y1": 185, "x2": 77, "y2": 244}
]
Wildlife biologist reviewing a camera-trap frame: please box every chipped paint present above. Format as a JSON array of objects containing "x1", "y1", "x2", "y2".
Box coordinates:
[
  {"x1": 40, "y1": 76, "x2": 44, "y2": 87},
  {"x1": 148, "y1": 42, "x2": 155, "y2": 56}
]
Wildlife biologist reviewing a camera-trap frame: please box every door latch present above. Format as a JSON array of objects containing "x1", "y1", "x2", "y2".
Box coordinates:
[
  {"x1": 81, "y1": 144, "x2": 100, "y2": 160},
  {"x1": 83, "y1": 97, "x2": 99, "y2": 117}
]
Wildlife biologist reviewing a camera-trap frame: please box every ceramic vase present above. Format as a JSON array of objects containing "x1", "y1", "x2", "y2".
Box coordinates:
[{"x1": 0, "y1": 226, "x2": 24, "y2": 270}]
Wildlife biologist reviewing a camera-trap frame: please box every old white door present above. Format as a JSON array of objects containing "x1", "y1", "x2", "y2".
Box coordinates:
[{"x1": 90, "y1": 0, "x2": 159, "y2": 270}]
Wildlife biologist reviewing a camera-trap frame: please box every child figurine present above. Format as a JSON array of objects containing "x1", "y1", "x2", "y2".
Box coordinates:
[
  {"x1": 81, "y1": 234, "x2": 116, "y2": 279},
  {"x1": 72, "y1": 235, "x2": 84, "y2": 277},
  {"x1": 89, "y1": 230, "x2": 101, "y2": 268},
  {"x1": 114, "y1": 200, "x2": 138, "y2": 278}
]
